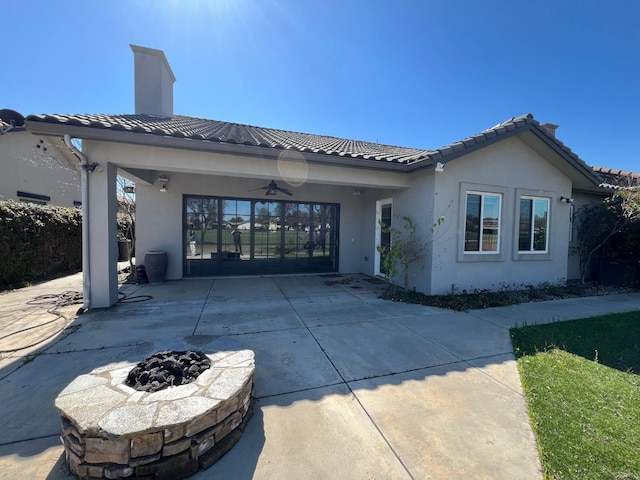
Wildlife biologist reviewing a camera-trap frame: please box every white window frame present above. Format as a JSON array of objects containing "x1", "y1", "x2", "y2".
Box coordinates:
[
  {"x1": 512, "y1": 188, "x2": 553, "y2": 262},
  {"x1": 464, "y1": 191, "x2": 502, "y2": 254},
  {"x1": 458, "y1": 183, "x2": 507, "y2": 263},
  {"x1": 518, "y1": 196, "x2": 550, "y2": 254}
]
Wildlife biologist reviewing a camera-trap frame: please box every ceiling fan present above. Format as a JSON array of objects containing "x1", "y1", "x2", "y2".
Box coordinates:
[{"x1": 249, "y1": 180, "x2": 293, "y2": 196}]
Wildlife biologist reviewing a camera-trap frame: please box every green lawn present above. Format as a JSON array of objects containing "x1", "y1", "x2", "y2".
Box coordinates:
[{"x1": 511, "y1": 311, "x2": 640, "y2": 479}]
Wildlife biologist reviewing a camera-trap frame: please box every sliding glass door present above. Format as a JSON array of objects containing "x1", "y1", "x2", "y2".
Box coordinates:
[{"x1": 184, "y1": 195, "x2": 339, "y2": 276}]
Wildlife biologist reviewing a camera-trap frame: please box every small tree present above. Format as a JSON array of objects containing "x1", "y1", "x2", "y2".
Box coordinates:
[
  {"x1": 575, "y1": 187, "x2": 640, "y2": 284},
  {"x1": 377, "y1": 215, "x2": 444, "y2": 291},
  {"x1": 117, "y1": 176, "x2": 136, "y2": 271}
]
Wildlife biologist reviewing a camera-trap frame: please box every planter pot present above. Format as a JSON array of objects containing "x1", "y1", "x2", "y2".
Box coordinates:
[
  {"x1": 135, "y1": 265, "x2": 148, "y2": 284},
  {"x1": 118, "y1": 240, "x2": 132, "y2": 262},
  {"x1": 145, "y1": 251, "x2": 168, "y2": 284}
]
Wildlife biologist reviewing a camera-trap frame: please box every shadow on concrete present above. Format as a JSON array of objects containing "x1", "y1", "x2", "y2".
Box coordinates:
[{"x1": 6, "y1": 273, "x2": 632, "y2": 478}]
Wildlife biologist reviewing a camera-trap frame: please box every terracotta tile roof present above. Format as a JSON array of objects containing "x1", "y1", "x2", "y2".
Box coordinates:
[
  {"x1": 407, "y1": 114, "x2": 585, "y2": 168},
  {"x1": 23, "y1": 111, "x2": 598, "y2": 185},
  {"x1": 25, "y1": 113, "x2": 430, "y2": 163},
  {"x1": 592, "y1": 166, "x2": 640, "y2": 190}
]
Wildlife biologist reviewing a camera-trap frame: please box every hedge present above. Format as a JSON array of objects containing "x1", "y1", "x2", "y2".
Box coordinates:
[{"x1": 0, "y1": 201, "x2": 82, "y2": 290}]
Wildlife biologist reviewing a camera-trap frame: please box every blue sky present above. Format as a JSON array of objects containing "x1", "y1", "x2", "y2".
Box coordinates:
[{"x1": 3, "y1": 1, "x2": 639, "y2": 171}]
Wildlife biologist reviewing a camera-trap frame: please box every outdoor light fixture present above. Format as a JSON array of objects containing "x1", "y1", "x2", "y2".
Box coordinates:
[
  {"x1": 560, "y1": 196, "x2": 574, "y2": 204},
  {"x1": 435, "y1": 162, "x2": 445, "y2": 172},
  {"x1": 353, "y1": 189, "x2": 361, "y2": 196},
  {"x1": 82, "y1": 163, "x2": 103, "y2": 173},
  {"x1": 158, "y1": 175, "x2": 169, "y2": 192}
]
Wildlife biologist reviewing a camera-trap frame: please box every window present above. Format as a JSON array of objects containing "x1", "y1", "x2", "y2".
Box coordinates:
[
  {"x1": 17, "y1": 190, "x2": 50, "y2": 205},
  {"x1": 519, "y1": 197, "x2": 549, "y2": 253},
  {"x1": 464, "y1": 192, "x2": 501, "y2": 253}
]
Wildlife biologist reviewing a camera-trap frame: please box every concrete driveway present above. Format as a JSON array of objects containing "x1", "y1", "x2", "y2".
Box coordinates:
[{"x1": 2, "y1": 273, "x2": 639, "y2": 479}]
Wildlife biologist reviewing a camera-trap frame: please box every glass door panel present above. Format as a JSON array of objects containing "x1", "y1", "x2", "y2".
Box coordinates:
[
  {"x1": 281, "y1": 202, "x2": 299, "y2": 260},
  {"x1": 379, "y1": 203, "x2": 392, "y2": 275},
  {"x1": 222, "y1": 200, "x2": 250, "y2": 258},
  {"x1": 253, "y1": 201, "x2": 282, "y2": 274},
  {"x1": 185, "y1": 195, "x2": 338, "y2": 276},
  {"x1": 312, "y1": 204, "x2": 332, "y2": 257},
  {"x1": 185, "y1": 197, "x2": 219, "y2": 275},
  {"x1": 296, "y1": 203, "x2": 310, "y2": 259},
  {"x1": 221, "y1": 199, "x2": 252, "y2": 274},
  {"x1": 309, "y1": 204, "x2": 336, "y2": 271}
]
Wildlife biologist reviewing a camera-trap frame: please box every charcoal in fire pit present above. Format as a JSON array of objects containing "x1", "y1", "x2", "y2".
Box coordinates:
[{"x1": 125, "y1": 350, "x2": 211, "y2": 393}]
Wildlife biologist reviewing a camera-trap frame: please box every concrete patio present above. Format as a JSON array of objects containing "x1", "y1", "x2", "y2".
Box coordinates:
[{"x1": 2, "y1": 273, "x2": 640, "y2": 479}]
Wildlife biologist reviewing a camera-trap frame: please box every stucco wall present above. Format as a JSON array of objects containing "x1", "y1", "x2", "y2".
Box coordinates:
[
  {"x1": 135, "y1": 173, "x2": 375, "y2": 279},
  {"x1": 83, "y1": 140, "x2": 408, "y2": 281},
  {"x1": 370, "y1": 170, "x2": 438, "y2": 292},
  {"x1": 357, "y1": 188, "x2": 399, "y2": 277},
  {"x1": 428, "y1": 136, "x2": 573, "y2": 294},
  {"x1": 82, "y1": 135, "x2": 581, "y2": 294},
  {"x1": 0, "y1": 130, "x2": 80, "y2": 206}
]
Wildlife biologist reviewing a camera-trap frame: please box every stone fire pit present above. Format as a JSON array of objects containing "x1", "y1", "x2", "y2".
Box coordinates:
[{"x1": 55, "y1": 348, "x2": 254, "y2": 480}]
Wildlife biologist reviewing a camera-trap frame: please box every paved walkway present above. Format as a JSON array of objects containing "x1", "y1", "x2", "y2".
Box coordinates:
[{"x1": 1, "y1": 273, "x2": 639, "y2": 479}]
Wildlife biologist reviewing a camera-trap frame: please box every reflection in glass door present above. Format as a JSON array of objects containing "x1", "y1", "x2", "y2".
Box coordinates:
[
  {"x1": 376, "y1": 199, "x2": 392, "y2": 276},
  {"x1": 253, "y1": 201, "x2": 281, "y2": 274},
  {"x1": 184, "y1": 195, "x2": 339, "y2": 276},
  {"x1": 185, "y1": 197, "x2": 218, "y2": 276},
  {"x1": 220, "y1": 199, "x2": 252, "y2": 274}
]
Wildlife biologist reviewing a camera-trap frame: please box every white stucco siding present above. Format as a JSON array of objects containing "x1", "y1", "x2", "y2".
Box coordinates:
[
  {"x1": 86, "y1": 162, "x2": 119, "y2": 307},
  {"x1": 83, "y1": 140, "x2": 409, "y2": 281},
  {"x1": 380, "y1": 169, "x2": 444, "y2": 292},
  {"x1": 0, "y1": 130, "x2": 80, "y2": 206},
  {"x1": 429, "y1": 136, "x2": 573, "y2": 294},
  {"x1": 86, "y1": 142, "x2": 411, "y2": 189},
  {"x1": 80, "y1": 134, "x2": 582, "y2": 297},
  {"x1": 134, "y1": 174, "x2": 373, "y2": 279},
  {"x1": 135, "y1": 179, "x2": 183, "y2": 279},
  {"x1": 357, "y1": 188, "x2": 398, "y2": 276},
  {"x1": 86, "y1": 140, "x2": 402, "y2": 280}
]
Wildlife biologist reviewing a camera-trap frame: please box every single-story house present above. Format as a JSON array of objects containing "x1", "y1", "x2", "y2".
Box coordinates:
[{"x1": 25, "y1": 45, "x2": 606, "y2": 308}]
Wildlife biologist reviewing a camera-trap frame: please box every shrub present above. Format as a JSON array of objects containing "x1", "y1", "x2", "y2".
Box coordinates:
[
  {"x1": 0, "y1": 201, "x2": 82, "y2": 290},
  {"x1": 378, "y1": 215, "x2": 445, "y2": 291},
  {"x1": 379, "y1": 280, "x2": 630, "y2": 311},
  {"x1": 574, "y1": 188, "x2": 640, "y2": 283}
]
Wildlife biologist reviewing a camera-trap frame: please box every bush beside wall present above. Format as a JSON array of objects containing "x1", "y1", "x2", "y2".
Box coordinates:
[{"x1": 0, "y1": 201, "x2": 82, "y2": 290}]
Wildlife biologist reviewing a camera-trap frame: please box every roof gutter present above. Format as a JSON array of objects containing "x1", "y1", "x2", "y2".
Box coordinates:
[{"x1": 63, "y1": 134, "x2": 91, "y2": 312}]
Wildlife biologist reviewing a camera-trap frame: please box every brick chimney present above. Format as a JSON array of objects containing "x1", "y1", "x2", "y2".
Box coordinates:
[
  {"x1": 540, "y1": 122, "x2": 559, "y2": 138},
  {"x1": 130, "y1": 45, "x2": 176, "y2": 117}
]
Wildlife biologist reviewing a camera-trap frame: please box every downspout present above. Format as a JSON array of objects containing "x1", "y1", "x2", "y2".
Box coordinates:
[{"x1": 64, "y1": 134, "x2": 91, "y2": 312}]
